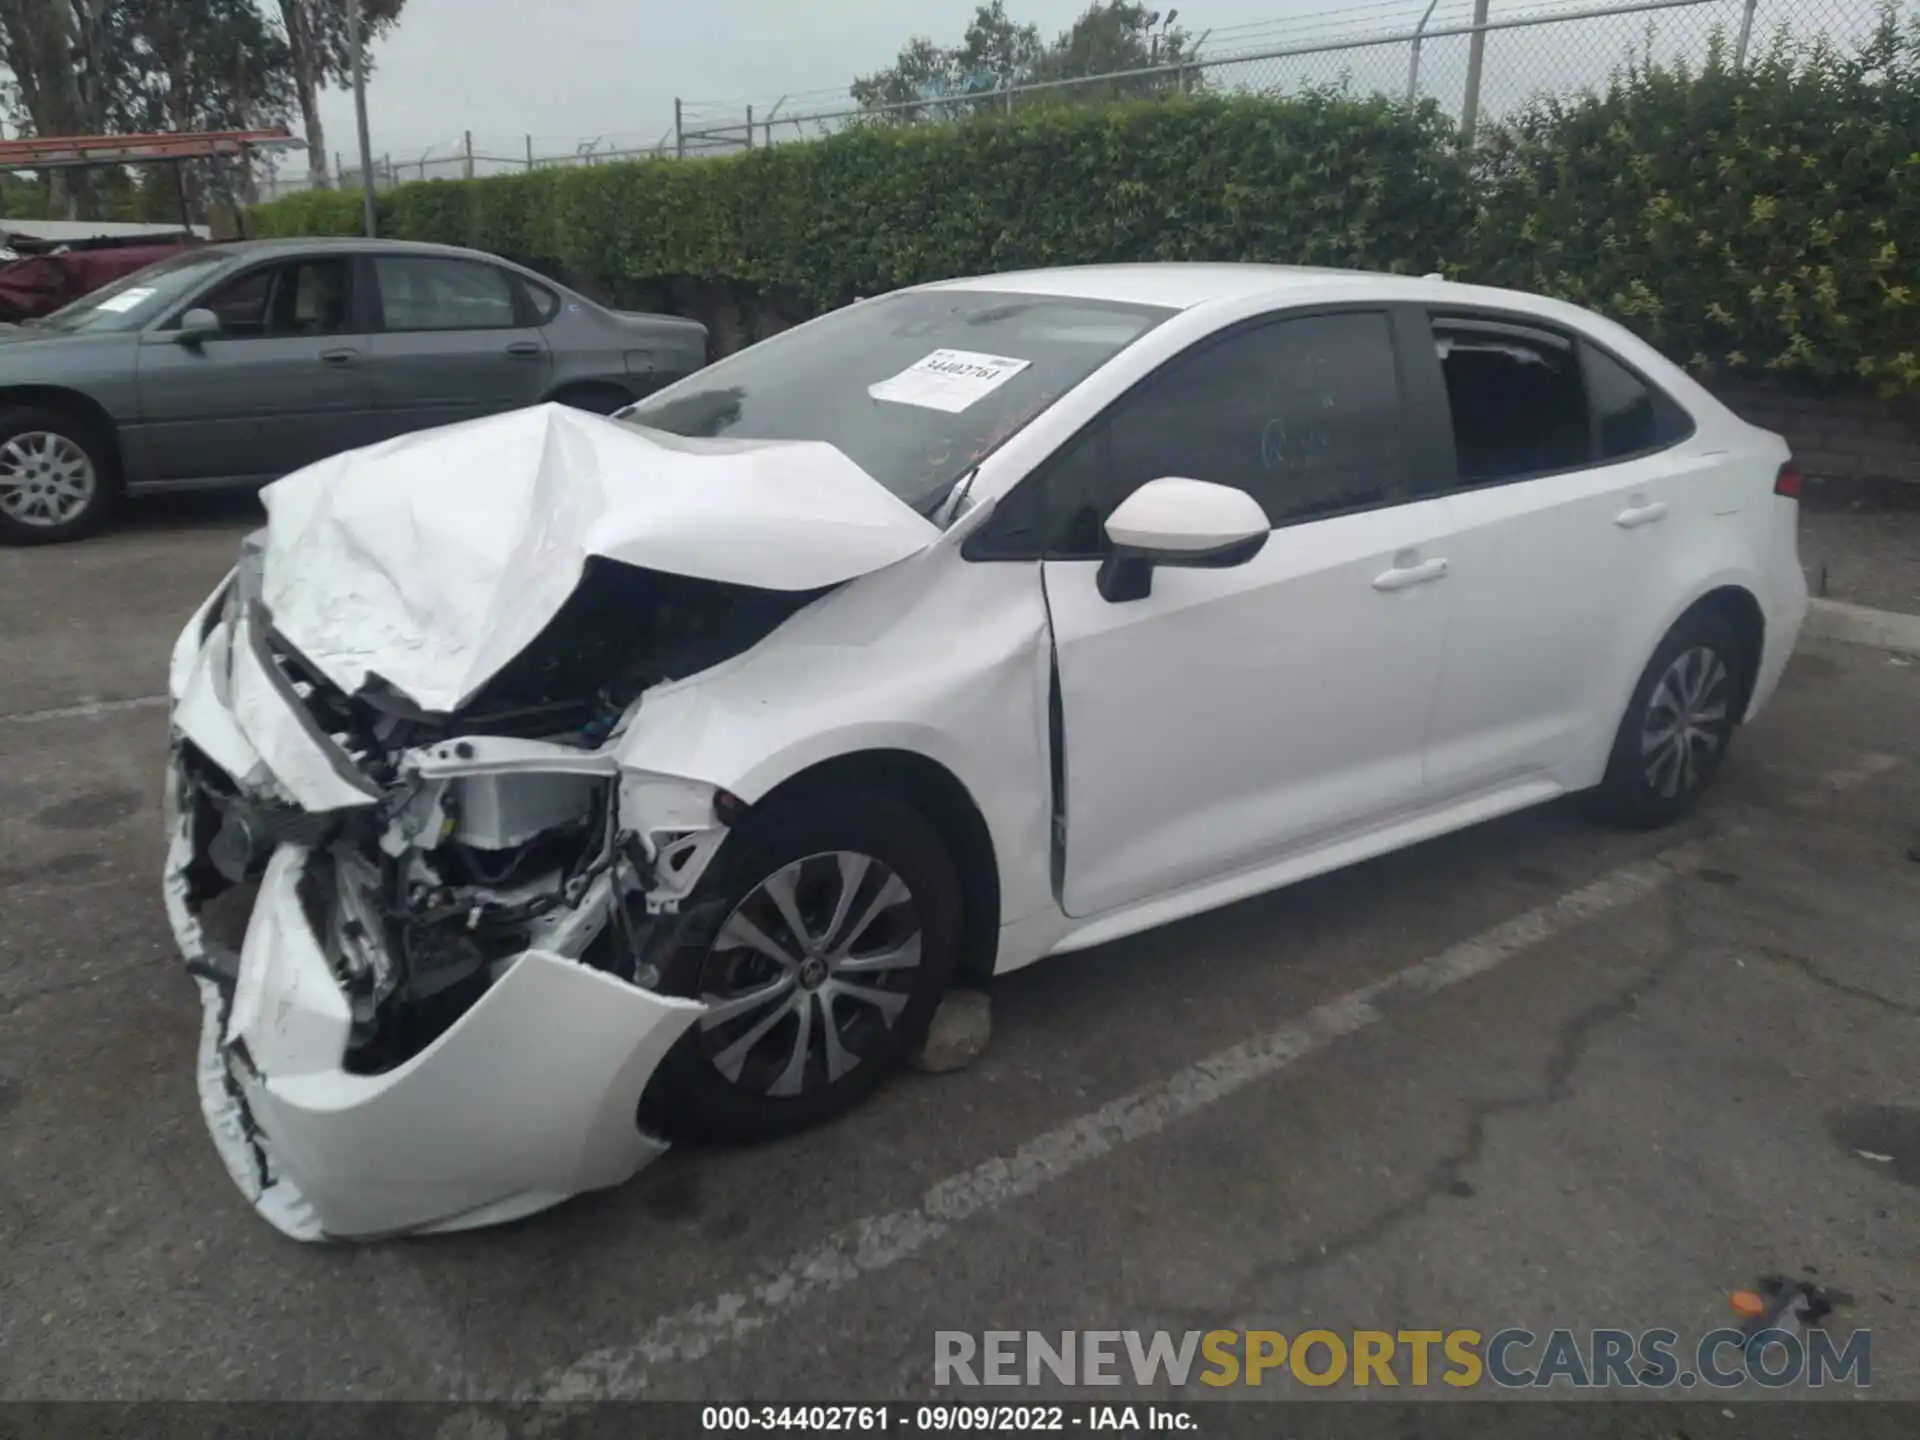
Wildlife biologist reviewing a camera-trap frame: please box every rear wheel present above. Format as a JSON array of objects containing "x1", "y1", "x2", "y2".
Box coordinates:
[
  {"x1": 1594, "y1": 608, "x2": 1742, "y2": 827},
  {"x1": 0, "y1": 406, "x2": 119, "y2": 545},
  {"x1": 649, "y1": 788, "x2": 962, "y2": 1142}
]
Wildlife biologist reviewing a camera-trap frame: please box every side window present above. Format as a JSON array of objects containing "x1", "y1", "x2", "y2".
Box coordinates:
[
  {"x1": 1583, "y1": 341, "x2": 1692, "y2": 458},
  {"x1": 200, "y1": 268, "x2": 273, "y2": 335},
  {"x1": 518, "y1": 277, "x2": 561, "y2": 323},
  {"x1": 197, "y1": 260, "x2": 352, "y2": 338},
  {"x1": 1433, "y1": 318, "x2": 1589, "y2": 483},
  {"x1": 1040, "y1": 310, "x2": 1410, "y2": 556},
  {"x1": 374, "y1": 257, "x2": 518, "y2": 332}
]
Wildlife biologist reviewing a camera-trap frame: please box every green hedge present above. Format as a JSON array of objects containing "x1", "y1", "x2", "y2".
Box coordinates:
[
  {"x1": 253, "y1": 92, "x2": 1474, "y2": 304},
  {"x1": 1473, "y1": 20, "x2": 1919, "y2": 389},
  {"x1": 254, "y1": 19, "x2": 1919, "y2": 387}
]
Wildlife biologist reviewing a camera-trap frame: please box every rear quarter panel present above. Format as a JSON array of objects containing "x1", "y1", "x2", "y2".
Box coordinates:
[
  {"x1": 546, "y1": 307, "x2": 706, "y2": 400},
  {"x1": 1563, "y1": 422, "x2": 1798, "y2": 789}
]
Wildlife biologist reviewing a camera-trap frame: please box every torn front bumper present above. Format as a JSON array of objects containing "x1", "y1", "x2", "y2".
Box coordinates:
[{"x1": 162, "y1": 571, "x2": 706, "y2": 1242}]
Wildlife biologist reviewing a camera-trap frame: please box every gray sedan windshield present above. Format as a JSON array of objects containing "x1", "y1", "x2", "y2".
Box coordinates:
[
  {"x1": 619, "y1": 290, "x2": 1174, "y2": 511},
  {"x1": 36, "y1": 249, "x2": 231, "y2": 334}
]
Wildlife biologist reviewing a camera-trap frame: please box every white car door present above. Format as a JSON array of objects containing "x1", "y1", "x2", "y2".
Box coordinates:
[
  {"x1": 1032, "y1": 309, "x2": 1455, "y2": 919},
  {"x1": 1414, "y1": 313, "x2": 1706, "y2": 800}
]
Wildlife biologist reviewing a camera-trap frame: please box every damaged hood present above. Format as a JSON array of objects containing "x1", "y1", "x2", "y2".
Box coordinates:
[{"x1": 259, "y1": 403, "x2": 940, "y2": 714}]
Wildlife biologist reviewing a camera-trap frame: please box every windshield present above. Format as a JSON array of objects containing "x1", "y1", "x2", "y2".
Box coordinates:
[
  {"x1": 35, "y1": 249, "x2": 231, "y2": 334},
  {"x1": 618, "y1": 289, "x2": 1175, "y2": 512}
]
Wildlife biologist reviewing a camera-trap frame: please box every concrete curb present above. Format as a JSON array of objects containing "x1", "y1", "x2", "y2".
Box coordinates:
[{"x1": 1805, "y1": 598, "x2": 1920, "y2": 658}]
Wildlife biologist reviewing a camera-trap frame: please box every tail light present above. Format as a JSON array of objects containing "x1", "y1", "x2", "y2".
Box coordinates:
[{"x1": 1774, "y1": 460, "x2": 1803, "y2": 497}]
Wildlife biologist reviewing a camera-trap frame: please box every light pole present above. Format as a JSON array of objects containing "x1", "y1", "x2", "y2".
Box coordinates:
[
  {"x1": 1148, "y1": 8, "x2": 1180, "y2": 67},
  {"x1": 348, "y1": 0, "x2": 378, "y2": 236},
  {"x1": 1460, "y1": 0, "x2": 1491, "y2": 148}
]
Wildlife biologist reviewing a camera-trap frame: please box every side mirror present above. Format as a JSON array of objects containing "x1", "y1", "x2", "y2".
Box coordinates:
[
  {"x1": 175, "y1": 308, "x2": 222, "y2": 344},
  {"x1": 1097, "y1": 477, "x2": 1270, "y2": 603}
]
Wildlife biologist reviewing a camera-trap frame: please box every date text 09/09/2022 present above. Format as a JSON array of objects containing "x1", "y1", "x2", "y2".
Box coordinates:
[{"x1": 701, "y1": 1406, "x2": 1193, "y2": 1432}]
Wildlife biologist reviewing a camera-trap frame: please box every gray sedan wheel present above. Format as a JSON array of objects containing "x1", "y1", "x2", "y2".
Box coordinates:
[{"x1": 0, "y1": 408, "x2": 117, "y2": 545}]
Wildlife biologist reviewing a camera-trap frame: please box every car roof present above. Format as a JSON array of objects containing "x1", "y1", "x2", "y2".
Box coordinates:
[
  {"x1": 914, "y1": 262, "x2": 1685, "y2": 365},
  {"x1": 917, "y1": 262, "x2": 1396, "y2": 310},
  {"x1": 207, "y1": 236, "x2": 508, "y2": 262},
  {"x1": 915, "y1": 262, "x2": 1720, "y2": 431},
  {"x1": 917, "y1": 262, "x2": 1573, "y2": 319}
]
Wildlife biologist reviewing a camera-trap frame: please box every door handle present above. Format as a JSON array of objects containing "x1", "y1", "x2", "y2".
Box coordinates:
[
  {"x1": 505, "y1": 341, "x2": 543, "y2": 358},
  {"x1": 318, "y1": 347, "x2": 359, "y2": 366},
  {"x1": 1615, "y1": 499, "x2": 1669, "y2": 529},
  {"x1": 1372, "y1": 556, "x2": 1449, "y2": 591}
]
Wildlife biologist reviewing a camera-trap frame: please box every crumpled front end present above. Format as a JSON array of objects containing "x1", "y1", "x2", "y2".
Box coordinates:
[{"x1": 163, "y1": 542, "x2": 733, "y2": 1241}]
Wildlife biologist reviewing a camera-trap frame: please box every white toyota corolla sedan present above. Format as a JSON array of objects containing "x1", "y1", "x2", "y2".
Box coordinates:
[{"x1": 164, "y1": 264, "x2": 1808, "y2": 1240}]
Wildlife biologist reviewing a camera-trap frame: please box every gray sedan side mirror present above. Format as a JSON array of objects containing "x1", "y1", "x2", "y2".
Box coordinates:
[{"x1": 175, "y1": 308, "x2": 222, "y2": 344}]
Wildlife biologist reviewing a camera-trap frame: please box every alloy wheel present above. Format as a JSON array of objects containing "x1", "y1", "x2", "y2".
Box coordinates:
[
  {"x1": 694, "y1": 851, "x2": 923, "y2": 1098},
  {"x1": 0, "y1": 430, "x2": 97, "y2": 528},
  {"x1": 1639, "y1": 645, "x2": 1730, "y2": 799}
]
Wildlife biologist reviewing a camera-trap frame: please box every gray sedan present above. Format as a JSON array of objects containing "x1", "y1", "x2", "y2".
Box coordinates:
[{"x1": 0, "y1": 237, "x2": 709, "y2": 543}]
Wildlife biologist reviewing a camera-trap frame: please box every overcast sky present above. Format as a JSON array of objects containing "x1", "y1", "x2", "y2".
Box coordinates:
[
  {"x1": 310, "y1": 0, "x2": 1819, "y2": 169},
  {"x1": 314, "y1": 0, "x2": 1465, "y2": 164}
]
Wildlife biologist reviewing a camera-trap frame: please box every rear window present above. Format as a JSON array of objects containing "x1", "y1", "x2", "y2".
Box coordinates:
[
  {"x1": 1431, "y1": 315, "x2": 1693, "y2": 486},
  {"x1": 1582, "y1": 341, "x2": 1693, "y2": 458},
  {"x1": 1433, "y1": 319, "x2": 1589, "y2": 483},
  {"x1": 374, "y1": 256, "x2": 517, "y2": 331},
  {"x1": 619, "y1": 289, "x2": 1175, "y2": 513}
]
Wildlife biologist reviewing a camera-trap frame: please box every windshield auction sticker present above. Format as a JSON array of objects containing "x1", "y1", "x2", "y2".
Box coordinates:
[
  {"x1": 93, "y1": 286, "x2": 157, "y2": 314},
  {"x1": 869, "y1": 349, "x2": 1032, "y2": 413}
]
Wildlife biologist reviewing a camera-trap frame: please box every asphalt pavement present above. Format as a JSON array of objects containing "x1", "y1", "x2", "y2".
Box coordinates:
[{"x1": 1, "y1": 493, "x2": 1916, "y2": 1408}]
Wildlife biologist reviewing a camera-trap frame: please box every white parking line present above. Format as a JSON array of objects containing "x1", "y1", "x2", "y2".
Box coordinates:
[
  {"x1": 0, "y1": 694, "x2": 168, "y2": 725},
  {"x1": 519, "y1": 840, "x2": 1709, "y2": 1403},
  {"x1": 1790, "y1": 751, "x2": 1899, "y2": 807}
]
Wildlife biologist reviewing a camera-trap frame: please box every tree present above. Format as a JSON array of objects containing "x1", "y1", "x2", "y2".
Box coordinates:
[
  {"x1": 115, "y1": 1, "x2": 292, "y2": 135},
  {"x1": 108, "y1": 0, "x2": 293, "y2": 211},
  {"x1": 0, "y1": 0, "x2": 408, "y2": 217},
  {"x1": 0, "y1": 1, "x2": 116, "y2": 215},
  {"x1": 851, "y1": 1, "x2": 1196, "y2": 119},
  {"x1": 274, "y1": 1, "x2": 405, "y2": 189},
  {"x1": 1034, "y1": 2, "x2": 1197, "y2": 92},
  {"x1": 0, "y1": 1, "x2": 289, "y2": 216},
  {"x1": 851, "y1": 2, "x2": 1042, "y2": 120}
]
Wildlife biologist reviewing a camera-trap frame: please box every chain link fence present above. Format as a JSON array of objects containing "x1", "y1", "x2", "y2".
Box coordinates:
[{"x1": 260, "y1": 0, "x2": 1906, "y2": 199}]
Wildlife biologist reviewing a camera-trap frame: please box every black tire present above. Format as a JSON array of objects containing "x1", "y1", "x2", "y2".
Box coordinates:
[
  {"x1": 649, "y1": 787, "x2": 963, "y2": 1143},
  {"x1": 1593, "y1": 607, "x2": 1742, "y2": 828},
  {"x1": 0, "y1": 404, "x2": 120, "y2": 545},
  {"x1": 550, "y1": 383, "x2": 632, "y2": 416}
]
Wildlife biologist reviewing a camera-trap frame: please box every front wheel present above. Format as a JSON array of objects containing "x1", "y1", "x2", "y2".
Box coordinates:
[
  {"x1": 0, "y1": 406, "x2": 119, "y2": 545},
  {"x1": 648, "y1": 788, "x2": 963, "y2": 1142},
  {"x1": 1594, "y1": 609, "x2": 1742, "y2": 827}
]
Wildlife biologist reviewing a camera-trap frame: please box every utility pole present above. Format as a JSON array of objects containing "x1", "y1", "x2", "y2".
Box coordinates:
[
  {"x1": 1460, "y1": 0, "x2": 1491, "y2": 148},
  {"x1": 1734, "y1": 0, "x2": 1759, "y2": 69},
  {"x1": 348, "y1": 0, "x2": 378, "y2": 235},
  {"x1": 1407, "y1": 0, "x2": 1440, "y2": 105},
  {"x1": 674, "y1": 98, "x2": 685, "y2": 160}
]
